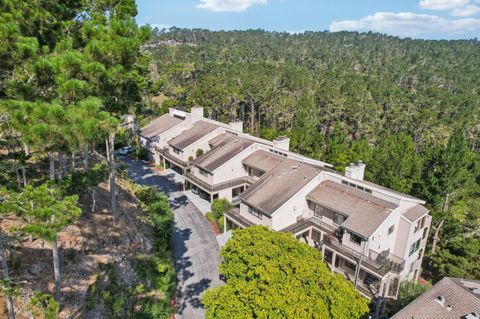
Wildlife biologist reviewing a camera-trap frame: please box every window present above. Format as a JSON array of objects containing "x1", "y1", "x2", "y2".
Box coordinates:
[
  {"x1": 422, "y1": 227, "x2": 428, "y2": 240},
  {"x1": 408, "y1": 239, "x2": 421, "y2": 256},
  {"x1": 199, "y1": 168, "x2": 209, "y2": 177},
  {"x1": 172, "y1": 147, "x2": 181, "y2": 154},
  {"x1": 311, "y1": 229, "x2": 321, "y2": 243},
  {"x1": 350, "y1": 233, "x2": 362, "y2": 245},
  {"x1": 415, "y1": 216, "x2": 426, "y2": 232},
  {"x1": 344, "y1": 260, "x2": 356, "y2": 271},
  {"x1": 333, "y1": 213, "x2": 346, "y2": 225},
  {"x1": 314, "y1": 204, "x2": 324, "y2": 218},
  {"x1": 388, "y1": 225, "x2": 395, "y2": 235},
  {"x1": 248, "y1": 206, "x2": 263, "y2": 220}
]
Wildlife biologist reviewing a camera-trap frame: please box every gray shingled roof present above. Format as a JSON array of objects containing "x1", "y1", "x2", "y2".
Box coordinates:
[
  {"x1": 168, "y1": 121, "x2": 218, "y2": 150},
  {"x1": 240, "y1": 159, "x2": 322, "y2": 215},
  {"x1": 139, "y1": 114, "x2": 183, "y2": 139},
  {"x1": 194, "y1": 133, "x2": 254, "y2": 173},
  {"x1": 241, "y1": 150, "x2": 286, "y2": 173},
  {"x1": 403, "y1": 204, "x2": 429, "y2": 222},
  {"x1": 306, "y1": 181, "x2": 398, "y2": 238},
  {"x1": 391, "y1": 277, "x2": 480, "y2": 319}
]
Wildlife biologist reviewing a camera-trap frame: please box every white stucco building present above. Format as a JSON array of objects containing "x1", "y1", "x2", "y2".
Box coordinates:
[{"x1": 138, "y1": 107, "x2": 431, "y2": 300}]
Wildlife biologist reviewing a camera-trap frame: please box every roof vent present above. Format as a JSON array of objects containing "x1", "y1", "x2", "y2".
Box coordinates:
[
  {"x1": 436, "y1": 295, "x2": 446, "y2": 306},
  {"x1": 466, "y1": 312, "x2": 480, "y2": 319},
  {"x1": 445, "y1": 305, "x2": 452, "y2": 311}
]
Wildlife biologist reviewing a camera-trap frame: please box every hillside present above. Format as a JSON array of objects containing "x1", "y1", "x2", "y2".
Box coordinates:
[{"x1": 145, "y1": 29, "x2": 480, "y2": 281}]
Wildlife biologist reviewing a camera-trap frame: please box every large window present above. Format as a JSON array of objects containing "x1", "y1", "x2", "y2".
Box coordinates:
[
  {"x1": 311, "y1": 229, "x2": 321, "y2": 243},
  {"x1": 199, "y1": 168, "x2": 209, "y2": 177},
  {"x1": 172, "y1": 147, "x2": 181, "y2": 155},
  {"x1": 349, "y1": 232, "x2": 362, "y2": 245},
  {"x1": 333, "y1": 213, "x2": 346, "y2": 225},
  {"x1": 408, "y1": 239, "x2": 421, "y2": 256},
  {"x1": 415, "y1": 216, "x2": 426, "y2": 232},
  {"x1": 314, "y1": 204, "x2": 324, "y2": 218},
  {"x1": 248, "y1": 206, "x2": 263, "y2": 220}
]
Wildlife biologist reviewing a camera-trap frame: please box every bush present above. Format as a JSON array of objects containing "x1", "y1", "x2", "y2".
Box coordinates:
[
  {"x1": 136, "y1": 147, "x2": 149, "y2": 160},
  {"x1": 134, "y1": 185, "x2": 160, "y2": 205},
  {"x1": 388, "y1": 281, "x2": 430, "y2": 315},
  {"x1": 196, "y1": 148, "x2": 204, "y2": 157},
  {"x1": 212, "y1": 198, "x2": 232, "y2": 220},
  {"x1": 29, "y1": 292, "x2": 60, "y2": 319}
]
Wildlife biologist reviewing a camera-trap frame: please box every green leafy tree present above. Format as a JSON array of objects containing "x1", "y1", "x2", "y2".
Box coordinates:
[
  {"x1": 211, "y1": 198, "x2": 231, "y2": 221},
  {"x1": 4, "y1": 185, "x2": 81, "y2": 301},
  {"x1": 203, "y1": 226, "x2": 369, "y2": 319},
  {"x1": 368, "y1": 132, "x2": 421, "y2": 193}
]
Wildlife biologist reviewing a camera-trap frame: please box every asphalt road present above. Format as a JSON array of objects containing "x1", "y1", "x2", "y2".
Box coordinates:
[{"x1": 119, "y1": 156, "x2": 222, "y2": 319}]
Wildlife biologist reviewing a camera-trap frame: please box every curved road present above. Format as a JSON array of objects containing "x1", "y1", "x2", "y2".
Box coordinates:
[{"x1": 121, "y1": 156, "x2": 222, "y2": 318}]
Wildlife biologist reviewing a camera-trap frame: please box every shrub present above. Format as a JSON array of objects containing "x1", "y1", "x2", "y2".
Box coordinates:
[
  {"x1": 136, "y1": 147, "x2": 149, "y2": 160},
  {"x1": 196, "y1": 148, "x2": 204, "y2": 157},
  {"x1": 134, "y1": 185, "x2": 160, "y2": 205},
  {"x1": 29, "y1": 292, "x2": 60, "y2": 319},
  {"x1": 212, "y1": 198, "x2": 231, "y2": 220}
]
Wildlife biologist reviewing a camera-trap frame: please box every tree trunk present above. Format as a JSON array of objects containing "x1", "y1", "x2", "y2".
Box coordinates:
[
  {"x1": 431, "y1": 219, "x2": 444, "y2": 254},
  {"x1": 49, "y1": 152, "x2": 55, "y2": 180},
  {"x1": 106, "y1": 132, "x2": 117, "y2": 224},
  {"x1": 0, "y1": 228, "x2": 16, "y2": 319},
  {"x1": 51, "y1": 240, "x2": 62, "y2": 301},
  {"x1": 23, "y1": 143, "x2": 29, "y2": 156},
  {"x1": 83, "y1": 146, "x2": 89, "y2": 171},
  {"x1": 16, "y1": 169, "x2": 21, "y2": 188},
  {"x1": 21, "y1": 166, "x2": 26, "y2": 187},
  {"x1": 91, "y1": 188, "x2": 96, "y2": 213},
  {"x1": 58, "y1": 152, "x2": 65, "y2": 179},
  {"x1": 71, "y1": 152, "x2": 75, "y2": 171}
]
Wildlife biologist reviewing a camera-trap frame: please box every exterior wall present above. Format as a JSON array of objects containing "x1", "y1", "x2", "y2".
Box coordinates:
[
  {"x1": 401, "y1": 215, "x2": 431, "y2": 280},
  {"x1": 154, "y1": 122, "x2": 191, "y2": 150},
  {"x1": 210, "y1": 144, "x2": 260, "y2": 185},
  {"x1": 270, "y1": 173, "x2": 328, "y2": 231},
  {"x1": 238, "y1": 203, "x2": 272, "y2": 228},
  {"x1": 192, "y1": 166, "x2": 214, "y2": 185},
  {"x1": 169, "y1": 127, "x2": 225, "y2": 163}
]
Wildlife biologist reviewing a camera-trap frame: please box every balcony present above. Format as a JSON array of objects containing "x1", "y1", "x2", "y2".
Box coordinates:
[
  {"x1": 323, "y1": 234, "x2": 405, "y2": 276},
  {"x1": 158, "y1": 147, "x2": 189, "y2": 168},
  {"x1": 224, "y1": 207, "x2": 254, "y2": 228},
  {"x1": 280, "y1": 216, "x2": 338, "y2": 235},
  {"x1": 185, "y1": 172, "x2": 255, "y2": 194}
]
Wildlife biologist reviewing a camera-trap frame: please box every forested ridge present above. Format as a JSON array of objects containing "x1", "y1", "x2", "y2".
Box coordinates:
[{"x1": 147, "y1": 28, "x2": 480, "y2": 281}]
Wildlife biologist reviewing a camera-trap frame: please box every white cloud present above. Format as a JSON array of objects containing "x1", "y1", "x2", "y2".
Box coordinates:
[
  {"x1": 329, "y1": 12, "x2": 480, "y2": 37},
  {"x1": 420, "y1": 0, "x2": 480, "y2": 16},
  {"x1": 197, "y1": 0, "x2": 267, "y2": 12},
  {"x1": 451, "y1": 4, "x2": 480, "y2": 16},
  {"x1": 420, "y1": 0, "x2": 470, "y2": 11}
]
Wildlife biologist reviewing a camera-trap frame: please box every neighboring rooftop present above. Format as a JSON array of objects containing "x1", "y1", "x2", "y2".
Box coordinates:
[
  {"x1": 240, "y1": 159, "x2": 322, "y2": 215},
  {"x1": 403, "y1": 204, "x2": 429, "y2": 222},
  {"x1": 241, "y1": 150, "x2": 286, "y2": 173},
  {"x1": 306, "y1": 180, "x2": 397, "y2": 238},
  {"x1": 194, "y1": 133, "x2": 254, "y2": 173},
  {"x1": 139, "y1": 114, "x2": 183, "y2": 139},
  {"x1": 168, "y1": 121, "x2": 218, "y2": 150},
  {"x1": 391, "y1": 277, "x2": 480, "y2": 319}
]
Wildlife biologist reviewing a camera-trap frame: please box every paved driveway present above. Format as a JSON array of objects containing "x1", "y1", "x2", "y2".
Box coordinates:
[{"x1": 120, "y1": 156, "x2": 222, "y2": 318}]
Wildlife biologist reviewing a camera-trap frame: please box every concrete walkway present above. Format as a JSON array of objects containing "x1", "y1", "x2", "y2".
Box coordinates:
[
  {"x1": 120, "y1": 156, "x2": 222, "y2": 319},
  {"x1": 183, "y1": 190, "x2": 211, "y2": 215}
]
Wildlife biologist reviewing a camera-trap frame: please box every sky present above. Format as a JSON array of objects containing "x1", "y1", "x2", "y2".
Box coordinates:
[{"x1": 136, "y1": 0, "x2": 480, "y2": 40}]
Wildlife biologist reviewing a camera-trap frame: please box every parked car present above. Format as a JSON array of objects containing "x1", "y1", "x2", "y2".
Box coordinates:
[{"x1": 118, "y1": 146, "x2": 135, "y2": 155}]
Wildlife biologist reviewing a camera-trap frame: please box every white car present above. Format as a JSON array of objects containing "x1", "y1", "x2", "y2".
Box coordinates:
[{"x1": 118, "y1": 146, "x2": 135, "y2": 155}]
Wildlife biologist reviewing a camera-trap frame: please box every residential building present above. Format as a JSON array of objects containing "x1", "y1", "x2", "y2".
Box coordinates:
[
  {"x1": 391, "y1": 277, "x2": 480, "y2": 319},
  {"x1": 139, "y1": 107, "x2": 431, "y2": 300}
]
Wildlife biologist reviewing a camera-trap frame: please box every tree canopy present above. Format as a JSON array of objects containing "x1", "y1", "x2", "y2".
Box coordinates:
[{"x1": 203, "y1": 226, "x2": 370, "y2": 319}]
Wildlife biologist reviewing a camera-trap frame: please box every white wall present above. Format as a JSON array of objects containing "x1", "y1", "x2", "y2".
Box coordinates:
[
  {"x1": 239, "y1": 203, "x2": 272, "y2": 228},
  {"x1": 211, "y1": 144, "x2": 260, "y2": 185},
  {"x1": 171, "y1": 127, "x2": 225, "y2": 162},
  {"x1": 270, "y1": 173, "x2": 327, "y2": 230}
]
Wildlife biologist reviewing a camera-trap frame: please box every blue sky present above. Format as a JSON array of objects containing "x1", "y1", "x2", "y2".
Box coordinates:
[{"x1": 136, "y1": 0, "x2": 480, "y2": 39}]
